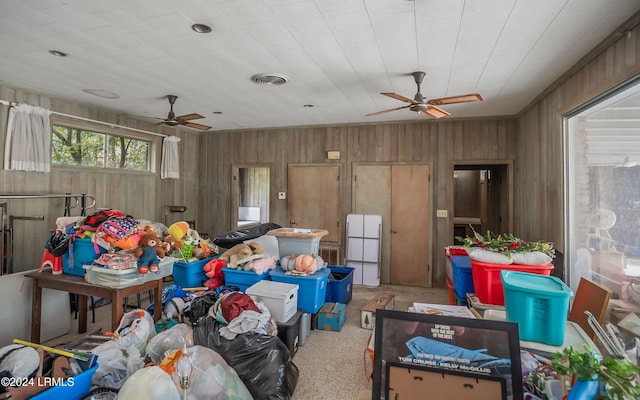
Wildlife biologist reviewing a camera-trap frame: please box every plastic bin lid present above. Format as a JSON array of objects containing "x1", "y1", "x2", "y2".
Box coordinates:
[
  {"x1": 246, "y1": 280, "x2": 298, "y2": 298},
  {"x1": 500, "y1": 270, "x2": 573, "y2": 297},
  {"x1": 267, "y1": 228, "x2": 328, "y2": 238},
  {"x1": 270, "y1": 266, "x2": 330, "y2": 279}
]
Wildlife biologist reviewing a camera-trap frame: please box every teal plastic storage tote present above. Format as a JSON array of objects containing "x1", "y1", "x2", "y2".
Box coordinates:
[{"x1": 501, "y1": 270, "x2": 573, "y2": 346}]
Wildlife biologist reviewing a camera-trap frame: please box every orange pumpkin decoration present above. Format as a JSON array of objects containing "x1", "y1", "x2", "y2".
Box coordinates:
[{"x1": 295, "y1": 254, "x2": 318, "y2": 274}]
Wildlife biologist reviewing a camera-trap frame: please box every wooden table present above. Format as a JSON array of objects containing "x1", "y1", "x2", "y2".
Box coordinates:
[{"x1": 25, "y1": 271, "x2": 162, "y2": 343}]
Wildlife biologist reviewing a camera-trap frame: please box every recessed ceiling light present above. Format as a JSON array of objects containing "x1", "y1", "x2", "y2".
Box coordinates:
[
  {"x1": 192, "y1": 23, "x2": 212, "y2": 33},
  {"x1": 82, "y1": 89, "x2": 120, "y2": 99},
  {"x1": 49, "y1": 50, "x2": 68, "y2": 57}
]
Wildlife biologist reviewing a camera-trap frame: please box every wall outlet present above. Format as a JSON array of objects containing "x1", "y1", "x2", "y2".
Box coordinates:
[
  {"x1": 278, "y1": 192, "x2": 286, "y2": 200},
  {"x1": 436, "y1": 209, "x2": 448, "y2": 218}
]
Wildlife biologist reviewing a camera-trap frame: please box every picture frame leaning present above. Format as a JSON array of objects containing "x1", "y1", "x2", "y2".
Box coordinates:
[{"x1": 372, "y1": 308, "x2": 524, "y2": 400}]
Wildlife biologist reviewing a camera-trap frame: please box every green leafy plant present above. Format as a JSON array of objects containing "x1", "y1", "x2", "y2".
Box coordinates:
[
  {"x1": 455, "y1": 229, "x2": 555, "y2": 258},
  {"x1": 551, "y1": 346, "x2": 640, "y2": 399}
]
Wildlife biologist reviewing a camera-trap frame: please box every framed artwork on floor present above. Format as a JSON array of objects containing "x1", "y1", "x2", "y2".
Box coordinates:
[{"x1": 372, "y1": 309, "x2": 523, "y2": 400}]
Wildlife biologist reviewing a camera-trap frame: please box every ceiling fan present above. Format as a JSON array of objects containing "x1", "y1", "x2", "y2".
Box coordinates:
[
  {"x1": 367, "y1": 71, "x2": 484, "y2": 119},
  {"x1": 145, "y1": 95, "x2": 211, "y2": 131}
]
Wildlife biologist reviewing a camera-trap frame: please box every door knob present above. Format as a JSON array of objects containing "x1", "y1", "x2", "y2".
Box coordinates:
[
  {"x1": 392, "y1": 229, "x2": 398, "y2": 233},
  {"x1": 290, "y1": 220, "x2": 296, "y2": 225}
]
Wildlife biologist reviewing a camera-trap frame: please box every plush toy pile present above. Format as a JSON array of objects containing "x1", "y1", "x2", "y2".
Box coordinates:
[{"x1": 57, "y1": 211, "x2": 218, "y2": 275}]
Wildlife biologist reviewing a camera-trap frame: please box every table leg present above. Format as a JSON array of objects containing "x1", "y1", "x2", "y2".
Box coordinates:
[
  {"x1": 30, "y1": 280, "x2": 42, "y2": 343},
  {"x1": 78, "y1": 295, "x2": 88, "y2": 334},
  {"x1": 153, "y1": 280, "x2": 162, "y2": 323},
  {"x1": 112, "y1": 292, "x2": 123, "y2": 332}
]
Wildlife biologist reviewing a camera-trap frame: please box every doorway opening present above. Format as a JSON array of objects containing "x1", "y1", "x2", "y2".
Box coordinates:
[
  {"x1": 231, "y1": 165, "x2": 270, "y2": 230},
  {"x1": 452, "y1": 162, "x2": 513, "y2": 243}
]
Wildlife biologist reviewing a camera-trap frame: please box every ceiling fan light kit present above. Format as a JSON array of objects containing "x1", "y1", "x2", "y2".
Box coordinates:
[{"x1": 367, "y1": 71, "x2": 484, "y2": 119}]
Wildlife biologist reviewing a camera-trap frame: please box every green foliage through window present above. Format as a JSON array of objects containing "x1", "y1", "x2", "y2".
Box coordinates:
[{"x1": 52, "y1": 124, "x2": 150, "y2": 171}]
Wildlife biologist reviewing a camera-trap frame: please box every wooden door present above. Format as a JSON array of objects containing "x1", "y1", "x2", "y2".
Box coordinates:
[
  {"x1": 391, "y1": 164, "x2": 431, "y2": 286},
  {"x1": 288, "y1": 164, "x2": 340, "y2": 244},
  {"x1": 353, "y1": 165, "x2": 391, "y2": 283},
  {"x1": 353, "y1": 163, "x2": 431, "y2": 287}
]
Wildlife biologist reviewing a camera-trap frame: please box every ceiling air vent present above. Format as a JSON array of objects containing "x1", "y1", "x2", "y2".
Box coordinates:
[{"x1": 251, "y1": 73, "x2": 289, "y2": 85}]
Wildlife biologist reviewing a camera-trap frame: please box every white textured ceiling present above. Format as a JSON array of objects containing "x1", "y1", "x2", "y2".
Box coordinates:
[{"x1": 0, "y1": 0, "x2": 638, "y2": 132}]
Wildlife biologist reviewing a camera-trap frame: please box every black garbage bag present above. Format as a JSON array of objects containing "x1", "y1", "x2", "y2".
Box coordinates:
[
  {"x1": 193, "y1": 315, "x2": 299, "y2": 400},
  {"x1": 184, "y1": 290, "x2": 219, "y2": 326},
  {"x1": 213, "y1": 222, "x2": 281, "y2": 249}
]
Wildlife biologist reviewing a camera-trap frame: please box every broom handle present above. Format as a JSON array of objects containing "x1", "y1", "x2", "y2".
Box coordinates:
[{"x1": 12, "y1": 339, "x2": 89, "y2": 361}]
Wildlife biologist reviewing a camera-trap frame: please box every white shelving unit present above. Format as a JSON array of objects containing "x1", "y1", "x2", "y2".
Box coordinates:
[{"x1": 345, "y1": 214, "x2": 382, "y2": 286}]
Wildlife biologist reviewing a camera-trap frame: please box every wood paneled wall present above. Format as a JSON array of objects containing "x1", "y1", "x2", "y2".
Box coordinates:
[{"x1": 199, "y1": 119, "x2": 517, "y2": 286}]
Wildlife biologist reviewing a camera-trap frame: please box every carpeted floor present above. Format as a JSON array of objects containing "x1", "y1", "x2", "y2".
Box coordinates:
[{"x1": 44, "y1": 283, "x2": 449, "y2": 400}]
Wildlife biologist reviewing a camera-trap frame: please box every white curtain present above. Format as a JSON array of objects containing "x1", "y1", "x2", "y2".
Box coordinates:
[
  {"x1": 3, "y1": 104, "x2": 52, "y2": 172},
  {"x1": 161, "y1": 135, "x2": 181, "y2": 179}
]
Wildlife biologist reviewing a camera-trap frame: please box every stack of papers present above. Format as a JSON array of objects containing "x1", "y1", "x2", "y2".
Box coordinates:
[{"x1": 409, "y1": 302, "x2": 476, "y2": 319}]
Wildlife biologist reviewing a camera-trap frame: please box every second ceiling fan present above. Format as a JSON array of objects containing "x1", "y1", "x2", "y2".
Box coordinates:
[
  {"x1": 367, "y1": 71, "x2": 484, "y2": 119},
  {"x1": 146, "y1": 95, "x2": 212, "y2": 131}
]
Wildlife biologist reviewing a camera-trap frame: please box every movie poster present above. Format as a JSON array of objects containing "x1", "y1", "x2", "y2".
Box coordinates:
[{"x1": 372, "y1": 309, "x2": 523, "y2": 400}]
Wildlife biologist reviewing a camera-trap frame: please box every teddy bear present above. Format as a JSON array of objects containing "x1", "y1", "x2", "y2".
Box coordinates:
[
  {"x1": 134, "y1": 232, "x2": 160, "y2": 274},
  {"x1": 155, "y1": 235, "x2": 183, "y2": 259},
  {"x1": 220, "y1": 241, "x2": 264, "y2": 268}
]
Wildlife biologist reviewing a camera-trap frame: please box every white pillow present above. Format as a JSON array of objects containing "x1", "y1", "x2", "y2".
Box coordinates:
[
  {"x1": 467, "y1": 247, "x2": 512, "y2": 264},
  {"x1": 511, "y1": 251, "x2": 552, "y2": 265}
]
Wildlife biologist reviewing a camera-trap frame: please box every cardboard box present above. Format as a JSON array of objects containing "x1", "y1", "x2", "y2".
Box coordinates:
[
  {"x1": 317, "y1": 302, "x2": 346, "y2": 331},
  {"x1": 246, "y1": 280, "x2": 298, "y2": 323},
  {"x1": 361, "y1": 293, "x2": 395, "y2": 329}
]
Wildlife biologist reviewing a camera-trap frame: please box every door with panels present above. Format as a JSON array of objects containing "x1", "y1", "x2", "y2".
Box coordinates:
[
  {"x1": 287, "y1": 164, "x2": 340, "y2": 244},
  {"x1": 353, "y1": 163, "x2": 432, "y2": 287}
]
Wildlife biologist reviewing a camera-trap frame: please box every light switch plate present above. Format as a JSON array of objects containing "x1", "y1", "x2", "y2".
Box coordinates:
[
  {"x1": 436, "y1": 209, "x2": 448, "y2": 218},
  {"x1": 327, "y1": 150, "x2": 340, "y2": 160}
]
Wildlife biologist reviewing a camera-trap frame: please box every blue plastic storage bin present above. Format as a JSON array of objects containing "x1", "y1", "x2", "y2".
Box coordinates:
[
  {"x1": 223, "y1": 267, "x2": 271, "y2": 292},
  {"x1": 173, "y1": 257, "x2": 215, "y2": 288},
  {"x1": 325, "y1": 266, "x2": 354, "y2": 304},
  {"x1": 62, "y1": 237, "x2": 106, "y2": 276},
  {"x1": 501, "y1": 270, "x2": 573, "y2": 346},
  {"x1": 30, "y1": 363, "x2": 98, "y2": 400},
  {"x1": 450, "y1": 256, "x2": 474, "y2": 298},
  {"x1": 270, "y1": 267, "x2": 329, "y2": 314}
]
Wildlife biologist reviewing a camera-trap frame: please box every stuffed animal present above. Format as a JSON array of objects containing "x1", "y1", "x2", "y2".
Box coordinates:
[
  {"x1": 167, "y1": 221, "x2": 189, "y2": 241},
  {"x1": 295, "y1": 254, "x2": 319, "y2": 274},
  {"x1": 135, "y1": 233, "x2": 160, "y2": 274},
  {"x1": 203, "y1": 258, "x2": 227, "y2": 290},
  {"x1": 220, "y1": 241, "x2": 264, "y2": 268},
  {"x1": 156, "y1": 235, "x2": 183, "y2": 258}
]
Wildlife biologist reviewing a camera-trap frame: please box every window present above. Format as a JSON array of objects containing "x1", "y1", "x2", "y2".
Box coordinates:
[
  {"x1": 52, "y1": 123, "x2": 151, "y2": 171},
  {"x1": 565, "y1": 77, "x2": 640, "y2": 310}
]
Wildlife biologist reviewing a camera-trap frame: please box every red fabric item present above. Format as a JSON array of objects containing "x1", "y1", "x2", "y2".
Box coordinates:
[{"x1": 219, "y1": 291, "x2": 261, "y2": 322}]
